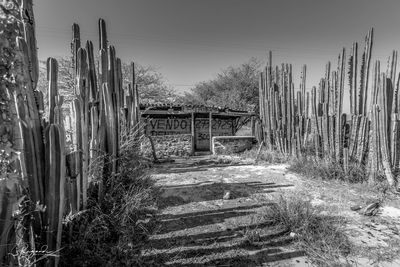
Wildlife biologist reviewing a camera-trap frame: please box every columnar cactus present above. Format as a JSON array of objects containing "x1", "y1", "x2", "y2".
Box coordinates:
[
  {"x1": 44, "y1": 123, "x2": 66, "y2": 267},
  {"x1": 1, "y1": 1, "x2": 146, "y2": 264},
  {"x1": 1, "y1": 1, "x2": 44, "y2": 264}
]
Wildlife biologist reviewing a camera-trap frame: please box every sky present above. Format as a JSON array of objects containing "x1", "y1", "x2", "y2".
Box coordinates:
[{"x1": 34, "y1": 0, "x2": 400, "y2": 94}]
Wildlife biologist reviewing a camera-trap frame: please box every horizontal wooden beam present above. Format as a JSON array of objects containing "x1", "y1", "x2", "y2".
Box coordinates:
[{"x1": 140, "y1": 110, "x2": 256, "y2": 117}]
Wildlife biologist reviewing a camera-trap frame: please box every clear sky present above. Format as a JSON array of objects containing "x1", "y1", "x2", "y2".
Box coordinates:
[{"x1": 34, "y1": 0, "x2": 400, "y2": 94}]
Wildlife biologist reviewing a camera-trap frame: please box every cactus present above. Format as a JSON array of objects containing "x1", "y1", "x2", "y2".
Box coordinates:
[
  {"x1": 334, "y1": 49, "x2": 345, "y2": 161},
  {"x1": 86, "y1": 41, "x2": 98, "y2": 103},
  {"x1": 20, "y1": 0, "x2": 39, "y2": 88},
  {"x1": 44, "y1": 57, "x2": 67, "y2": 266},
  {"x1": 102, "y1": 83, "x2": 117, "y2": 175},
  {"x1": 72, "y1": 23, "x2": 81, "y2": 74},
  {"x1": 44, "y1": 124, "x2": 66, "y2": 266},
  {"x1": 343, "y1": 148, "x2": 349, "y2": 173},
  {"x1": 363, "y1": 29, "x2": 373, "y2": 116},
  {"x1": 390, "y1": 113, "x2": 399, "y2": 168},
  {"x1": 0, "y1": 3, "x2": 45, "y2": 264},
  {"x1": 70, "y1": 99, "x2": 82, "y2": 209},
  {"x1": 48, "y1": 57, "x2": 59, "y2": 124},
  {"x1": 1, "y1": 3, "x2": 145, "y2": 265},
  {"x1": 378, "y1": 75, "x2": 396, "y2": 186},
  {"x1": 76, "y1": 47, "x2": 90, "y2": 209}
]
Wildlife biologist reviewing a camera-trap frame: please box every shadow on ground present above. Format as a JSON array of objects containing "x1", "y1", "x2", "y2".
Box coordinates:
[
  {"x1": 158, "y1": 181, "x2": 294, "y2": 208},
  {"x1": 143, "y1": 202, "x2": 302, "y2": 266},
  {"x1": 142, "y1": 157, "x2": 306, "y2": 266},
  {"x1": 153, "y1": 158, "x2": 252, "y2": 174},
  {"x1": 155, "y1": 204, "x2": 268, "y2": 234}
]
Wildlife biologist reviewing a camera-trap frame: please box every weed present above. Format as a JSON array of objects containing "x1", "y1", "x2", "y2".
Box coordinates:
[
  {"x1": 59, "y1": 125, "x2": 160, "y2": 266},
  {"x1": 362, "y1": 237, "x2": 400, "y2": 265},
  {"x1": 240, "y1": 214, "x2": 266, "y2": 245},
  {"x1": 288, "y1": 156, "x2": 367, "y2": 183},
  {"x1": 242, "y1": 228, "x2": 263, "y2": 244},
  {"x1": 261, "y1": 193, "x2": 352, "y2": 266}
]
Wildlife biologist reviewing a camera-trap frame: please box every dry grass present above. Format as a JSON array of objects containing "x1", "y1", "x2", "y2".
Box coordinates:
[
  {"x1": 258, "y1": 193, "x2": 353, "y2": 266},
  {"x1": 239, "y1": 147, "x2": 289, "y2": 164},
  {"x1": 289, "y1": 156, "x2": 367, "y2": 183},
  {"x1": 59, "y1": 125, "x2": 160, "y2": 266},
  {"x1": 361, "y1": 237, "x2": 400, "y2": 265}
]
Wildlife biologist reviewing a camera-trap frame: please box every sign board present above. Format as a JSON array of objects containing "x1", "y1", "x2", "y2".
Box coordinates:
[
  {"x1": 195, "y1": 118, "x2": 233, "y2": 150},
  {"x1": 144, "y1": 117, "x2": 191, "y2": 136}
]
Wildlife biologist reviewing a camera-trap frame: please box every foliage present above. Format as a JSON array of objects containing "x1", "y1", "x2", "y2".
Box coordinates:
[
  {"x1": 180, "y1": 57, "x2": 261, "y2": 111},
  {"x1": 60, "y1": 128, "x2": 160, "y2": 266},
  {"x1": 36, "y1": 57, "x2": 179, "y2": 112},
  {"x1": 0, "y1": 1, "x2": 27, "y2": 265},
  {"x1": 120, "y1": 62, "x2": 178, "y2": 105}
]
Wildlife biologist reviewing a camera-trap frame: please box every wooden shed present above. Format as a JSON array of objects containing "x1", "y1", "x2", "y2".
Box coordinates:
[{"x1": 140, "y1": 104, "x2": 255, "y2": 153}]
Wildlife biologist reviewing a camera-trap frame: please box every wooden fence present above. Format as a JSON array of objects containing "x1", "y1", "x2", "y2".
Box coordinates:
[
  {"x1": 257, "y1": 29, "x2": 399, "y2": 188},
  {"x1": 0, "y1": 1, "x2": 140, "y2": 265}
]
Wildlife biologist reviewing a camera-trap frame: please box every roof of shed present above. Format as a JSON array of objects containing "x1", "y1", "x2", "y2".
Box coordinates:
[{"x1": 140, "y1": 104, "x2": 254, "y2": 116}]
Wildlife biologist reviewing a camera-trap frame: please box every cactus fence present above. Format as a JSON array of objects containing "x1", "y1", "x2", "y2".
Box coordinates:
[
  {"x1": 0, "y1": 1, "x2": 140, "y2": 266},
  {"x1": 256, "y1": 29, "x2": 400, "y2": 189}
]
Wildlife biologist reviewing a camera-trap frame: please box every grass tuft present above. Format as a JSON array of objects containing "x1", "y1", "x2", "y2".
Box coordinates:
[
  {"x1": 261, "y1": 193, "x2": 353, "y2": 266},
  {"x1": 288, "y1": 156, "x2": 367, "y2": 183}
]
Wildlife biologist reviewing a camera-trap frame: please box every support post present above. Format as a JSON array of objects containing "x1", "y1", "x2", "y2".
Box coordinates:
[
  {"x1": 191, "y1": 112, "x2": 195, "y2": 155},
  {"x1": 251, "y1": 116, "x2": 255, "y2": 136},
  {"x1": 209, "y1": 112, "x2": 213, "y2": 151}
]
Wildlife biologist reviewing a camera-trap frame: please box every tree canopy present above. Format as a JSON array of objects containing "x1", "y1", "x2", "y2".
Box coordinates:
[
  {"x1": 120, "y1": 62, "x2": 177, "y2": 105},
  {"x1": 180, "y1": 58, "x2": 261, "y2": 111},
  {"x1": 37, "y1": 57, "x2": 178, "y2": 110}
]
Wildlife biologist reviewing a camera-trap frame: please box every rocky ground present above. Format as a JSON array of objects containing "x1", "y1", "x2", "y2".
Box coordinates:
[{"x1": 141, "y1": 156, "x2": 400, "y2": 266}]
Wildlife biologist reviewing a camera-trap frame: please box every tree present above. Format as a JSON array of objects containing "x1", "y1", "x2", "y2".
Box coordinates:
[
  {"x1": 37, "y1": 57, "x2": 178, "y2": 111},
  {"x1": 180, "y1": 58, "x2": 261, "y2": 111},
  {"x1": 120, "y1": 62, "x2": 178, "y2": 104}
]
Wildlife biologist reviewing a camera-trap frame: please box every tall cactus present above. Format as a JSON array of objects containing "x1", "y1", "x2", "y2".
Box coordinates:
[
  {"x1": 0, "y1": 1, "x2": 45, "y2": 264},
  {"x1": 70, "y1": 99, "x2": 82, "y2": 209},
  {"x1": 76, "y1": 47, "x2": 90, "y2": 209},
  {"x1": 378, "y1": 74, "x2": 396, "y2": 186},
  {"x1": 1, "y1": 3, "x2": 146, "y2": 265},
  {"x1": 254, "y1": 29, "x2": 400, "y2": 189},
  {"x1": 44, "y1": 58, "x2": 66, "y2": 266},
  {"x1": 44, "y1": 124, "x2": 66, "y2": 266}
]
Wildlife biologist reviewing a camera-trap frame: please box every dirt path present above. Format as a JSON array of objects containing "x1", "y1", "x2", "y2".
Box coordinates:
[{"x1": 141, "y1": 156, "x2": 400, "y2": 266}]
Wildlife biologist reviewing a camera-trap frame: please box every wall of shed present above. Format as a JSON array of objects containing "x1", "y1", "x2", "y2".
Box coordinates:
[{"x1": 142, "y1": 113, "x2": 237, "y2": 152}]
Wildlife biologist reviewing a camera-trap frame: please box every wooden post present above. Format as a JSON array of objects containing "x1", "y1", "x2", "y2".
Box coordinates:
[
  {"x1": 251, "y1": 116, "x2": 255, "y2": 136},
  {"x1": 209, "y1": 112, "x2": 213, "y2": 152},
  {"x1": 191, "y1": 112, "x2": 195, "y2": 155}
]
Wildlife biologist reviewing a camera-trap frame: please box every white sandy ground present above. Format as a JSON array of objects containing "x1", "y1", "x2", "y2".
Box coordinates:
[{"x1": 143, "y1": 156, "x2": 400, "y2": 266}]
